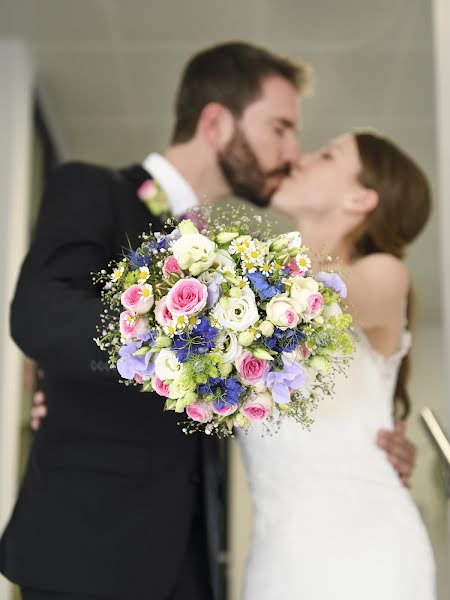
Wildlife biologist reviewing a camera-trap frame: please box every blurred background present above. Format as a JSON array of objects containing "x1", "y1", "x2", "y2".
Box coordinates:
[{"x1": 0, "y1": 1, "x2": 449, "y2": 599}]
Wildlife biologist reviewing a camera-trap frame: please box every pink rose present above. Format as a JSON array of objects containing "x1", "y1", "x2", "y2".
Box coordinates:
[
  {"x1": 212, "y1": 402, "x2": 238, "y2": 417},
  {"x1": 153, "y1": 376, "x2": 170, "y2": 397},
  {"x1": 137, "y1": 179, "x2": 156, "y2": 201},
  {"x1": 240, "y1": 391, "x2": 273, "y2": 422},
  {"x1": 166, "y1": 278, "x2": 207, "y2": 317},
  {"x1": 186, "y1": 401, "x2": 213, "y2": 423},
  {"x1": 119, "y1": 310, "x2": 149, "y2": 339},
  {"x1": 307, "y1": 293, "x2": 324, "y2": 315},
  {"x1": 154, "y1": 296, "x2": 174, "y2": 326},
  {"x1": 237, "y1": 351, "x2": 269, "y2": 385},
  {"x1": 286, "y1": 257, "x2": 306, "y2": 277},
  {"x1": 121, "y1": 284, "x2": 154, "y2": 314},
  {"x1": 162, "y1": 256, "x2": 183, "y2": 279}
]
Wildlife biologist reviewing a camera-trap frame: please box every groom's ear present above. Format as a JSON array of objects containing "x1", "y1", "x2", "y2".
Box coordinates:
[{"x1": 197, "y1": 102, "x2": 234, "y2": 149}]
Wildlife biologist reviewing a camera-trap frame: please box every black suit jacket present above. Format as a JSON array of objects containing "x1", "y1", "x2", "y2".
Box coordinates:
[{"x1": 0, "y1": 162, "x2": 221, "y2": 599}]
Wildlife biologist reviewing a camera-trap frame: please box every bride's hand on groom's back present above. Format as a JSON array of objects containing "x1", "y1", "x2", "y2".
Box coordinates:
[
  {"x1": 30, "y1": 389, "x2": 47, "y2": 431},
  {"x1": 377, "y1": 420, "x2": 416, "y2": 488}
]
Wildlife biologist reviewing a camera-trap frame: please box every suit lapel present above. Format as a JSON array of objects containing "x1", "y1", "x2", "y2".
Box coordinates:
[{"x1": 119, "y1": 164, "x2": 151, "y2": 194}]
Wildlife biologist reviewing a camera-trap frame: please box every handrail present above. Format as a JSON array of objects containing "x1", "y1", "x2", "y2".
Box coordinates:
[{"x1": 420, "y1": 407, "x2": 450, "y2": 470}]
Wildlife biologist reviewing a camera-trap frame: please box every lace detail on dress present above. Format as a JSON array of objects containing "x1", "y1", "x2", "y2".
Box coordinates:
[{"x1": 356, "y1": 328, "x2": 412, "y2": 379}]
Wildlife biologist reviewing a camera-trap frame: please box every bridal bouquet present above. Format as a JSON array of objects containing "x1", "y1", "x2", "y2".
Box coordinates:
[{"x1": 95, "y1": 211, "x2": 354, "y2": 436}]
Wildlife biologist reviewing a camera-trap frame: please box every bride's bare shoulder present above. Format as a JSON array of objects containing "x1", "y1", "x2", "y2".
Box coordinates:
[{"x1": 351, "y1": 253, "x2": 409, "y2": 293}]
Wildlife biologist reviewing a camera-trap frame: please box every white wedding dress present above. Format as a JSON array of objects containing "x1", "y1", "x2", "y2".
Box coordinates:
[{"x1": 238, "y1": 328, "x2": 435, "y2": 599}]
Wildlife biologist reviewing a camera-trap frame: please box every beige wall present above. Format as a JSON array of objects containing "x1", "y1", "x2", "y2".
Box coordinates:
[{"x1": 0, "y1": 39, "x2": 34, "y2": 600}]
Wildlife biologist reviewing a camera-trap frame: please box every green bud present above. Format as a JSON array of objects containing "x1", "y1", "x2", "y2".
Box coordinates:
[
  {"x1": 216, "y1": 231, "x2": 239, "y2": 244},
  {"x1": 278, "y1": 402, "x2": 292, "y2": 412},
  {"x1": 189, "y1": 261, "x2": 208, "y2": 276},
  {"x1": 183, "y1": 391, "x2": 198, "y2": 405},
  {"x1": 179, "y1": 219, "x2": 199, "y2": 235},
  {"x1": 229, "y1": 287, "x2": 243, "y2": 298},
  {"x1": 277, "y1": 252, "x2": 290, "y2": 264},
  {"x1": 259, "y1": 320, "x2": 275, "y2": 337},
  {"x1": 222, "y1": 272, "x2": 239, "y2": 285},
  {"x1": 219, "y1": 361, "x2": 233, "y2": 378},
  {"x1": 270, "y1": 238, "x2": 287, "y2": 253},
  {"x1": 156, "y1": 335, "x2": 172, "y2": 348},
  {"x1": 164, "y1": 398, "x2": 177, "y2": 411},
  {"x1": 141, "y1": 380, "x2": 154, "y2": 392},
  {"x1": 252, "y1": 347, "x2": 274, "y2": 361},
  {"x1": 175, "y1": 398, "x2": 187, "y2": 413},
  {"x1": 238, "y1": 331, "x2": 255, "y2": 347},
  {"x1": 235, "y1": 413, "x2": 250, "y2": 429}
]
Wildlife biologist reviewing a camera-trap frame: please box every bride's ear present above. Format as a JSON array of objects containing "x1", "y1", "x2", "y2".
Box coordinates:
[{"x1": 346, "y1": 187, "x2": 379, "y2": 216}]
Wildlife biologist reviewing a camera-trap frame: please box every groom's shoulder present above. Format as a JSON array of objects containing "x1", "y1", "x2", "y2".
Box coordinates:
[{"x1": 48, "y1": 160, "x2": 120, "y2": 187}]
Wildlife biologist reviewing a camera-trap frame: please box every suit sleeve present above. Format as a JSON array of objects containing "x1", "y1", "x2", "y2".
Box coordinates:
[{"x1": 10, "y1": 162, "x2": 119, "y2": 382}]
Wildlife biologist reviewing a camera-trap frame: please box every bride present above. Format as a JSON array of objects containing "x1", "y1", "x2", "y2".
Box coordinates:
[{"x1": 239, "y1": 131, "x2": 436, "y2": 599}]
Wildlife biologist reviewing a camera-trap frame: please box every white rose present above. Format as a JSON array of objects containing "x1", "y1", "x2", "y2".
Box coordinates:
[
  {"x1": 154, "y1": 349, "x2": 184, "y2": 382},
  {"x1": 322, "y1": 302, "x2": 343, "y2": 319},
  {"x1": 213, "y1": 287, "x2": 259, "y2": 332},
  {"x1": 289, "y1": 276, "x2": 319, "y2": 312},
  {"x1": 171, "y1": 233, "x2": 216, "y2": 275},
  {"x1": 266, "y1": 295, "x2": 300, "y2": 330},
  {"x1": 215, "y1": 331, "x2": 243, "y2": 363}
]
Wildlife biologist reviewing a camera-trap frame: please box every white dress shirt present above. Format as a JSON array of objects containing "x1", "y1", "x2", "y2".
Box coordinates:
[{"x1": 142, "y1": 152, "x2": 199, "y2": 217}]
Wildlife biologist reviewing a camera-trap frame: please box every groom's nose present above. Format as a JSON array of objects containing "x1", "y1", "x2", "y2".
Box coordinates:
[{"x1": 281, "y1": 134, "x2": 300, "y2": 164}]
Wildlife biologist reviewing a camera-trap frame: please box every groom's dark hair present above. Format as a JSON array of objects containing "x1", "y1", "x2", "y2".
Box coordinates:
[{"x1": 171, "y1": 41, "x2": 309, "y2": 144}]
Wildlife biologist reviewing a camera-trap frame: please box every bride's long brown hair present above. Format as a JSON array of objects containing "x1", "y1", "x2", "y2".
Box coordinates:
[{"x1": 353, "y1": 132, "x2": 431, "y2": 419}]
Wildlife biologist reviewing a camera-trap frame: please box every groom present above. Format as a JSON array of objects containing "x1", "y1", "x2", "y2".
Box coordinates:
[{"x1": 0, "y1": 42, "x2": 415, "y2": 600}]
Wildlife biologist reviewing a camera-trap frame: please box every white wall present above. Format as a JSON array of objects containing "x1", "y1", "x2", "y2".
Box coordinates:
[{"x1": 0, "y1": 39, "x2": 34, "y2": 600}]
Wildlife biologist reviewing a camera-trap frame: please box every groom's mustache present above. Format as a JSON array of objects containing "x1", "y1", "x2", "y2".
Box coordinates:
[{"x1": 264, "y1": 164, "x2": 291, "y2": 179}]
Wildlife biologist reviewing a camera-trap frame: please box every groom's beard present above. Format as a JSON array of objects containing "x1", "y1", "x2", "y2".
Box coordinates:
[{"x1": 218, "y1": 127, "x2": 290, "y2": 207}]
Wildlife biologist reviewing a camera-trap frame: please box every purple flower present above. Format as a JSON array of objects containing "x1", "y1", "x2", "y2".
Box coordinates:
[
  {"x1": 206, "y1": 273, "x2": 223, "y2": 308},
  {"x1": 266, "y1": 357, "x2": 305, "y2": 404},
  {"x1": 117, "y1": 336, "x2": 155, "y2": 381},
  {"x1": 315, "y1": 271, "x2": 347, "y2": 298}
]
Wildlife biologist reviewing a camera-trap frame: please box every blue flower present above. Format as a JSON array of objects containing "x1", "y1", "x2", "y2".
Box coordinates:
[
  {"x1": 172, "y1": 317, "x2": 218, "y2": 363},
  {"x1": 247, "y1": 272, "x2": 285, "y2": 300},
  {"x1": 315, "y1": 271, "x2": 347, "y2": 298},
  {"x1": 266, "y1": 328, "x2": 304, "y2": 354},
  {"x1": 266, "y1": 358, "x2": 305, "y2": 404},
  {"x1": 199, "y1": 377, "x2": 243, "y2": 406},
  {"x1": 129, "y1": 247, "x2": 151, "y2": 267}
]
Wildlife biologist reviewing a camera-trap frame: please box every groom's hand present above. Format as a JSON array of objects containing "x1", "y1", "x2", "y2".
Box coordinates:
[{"x1": 377, "y1": 420, "x2": 416, "y2": 488}]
